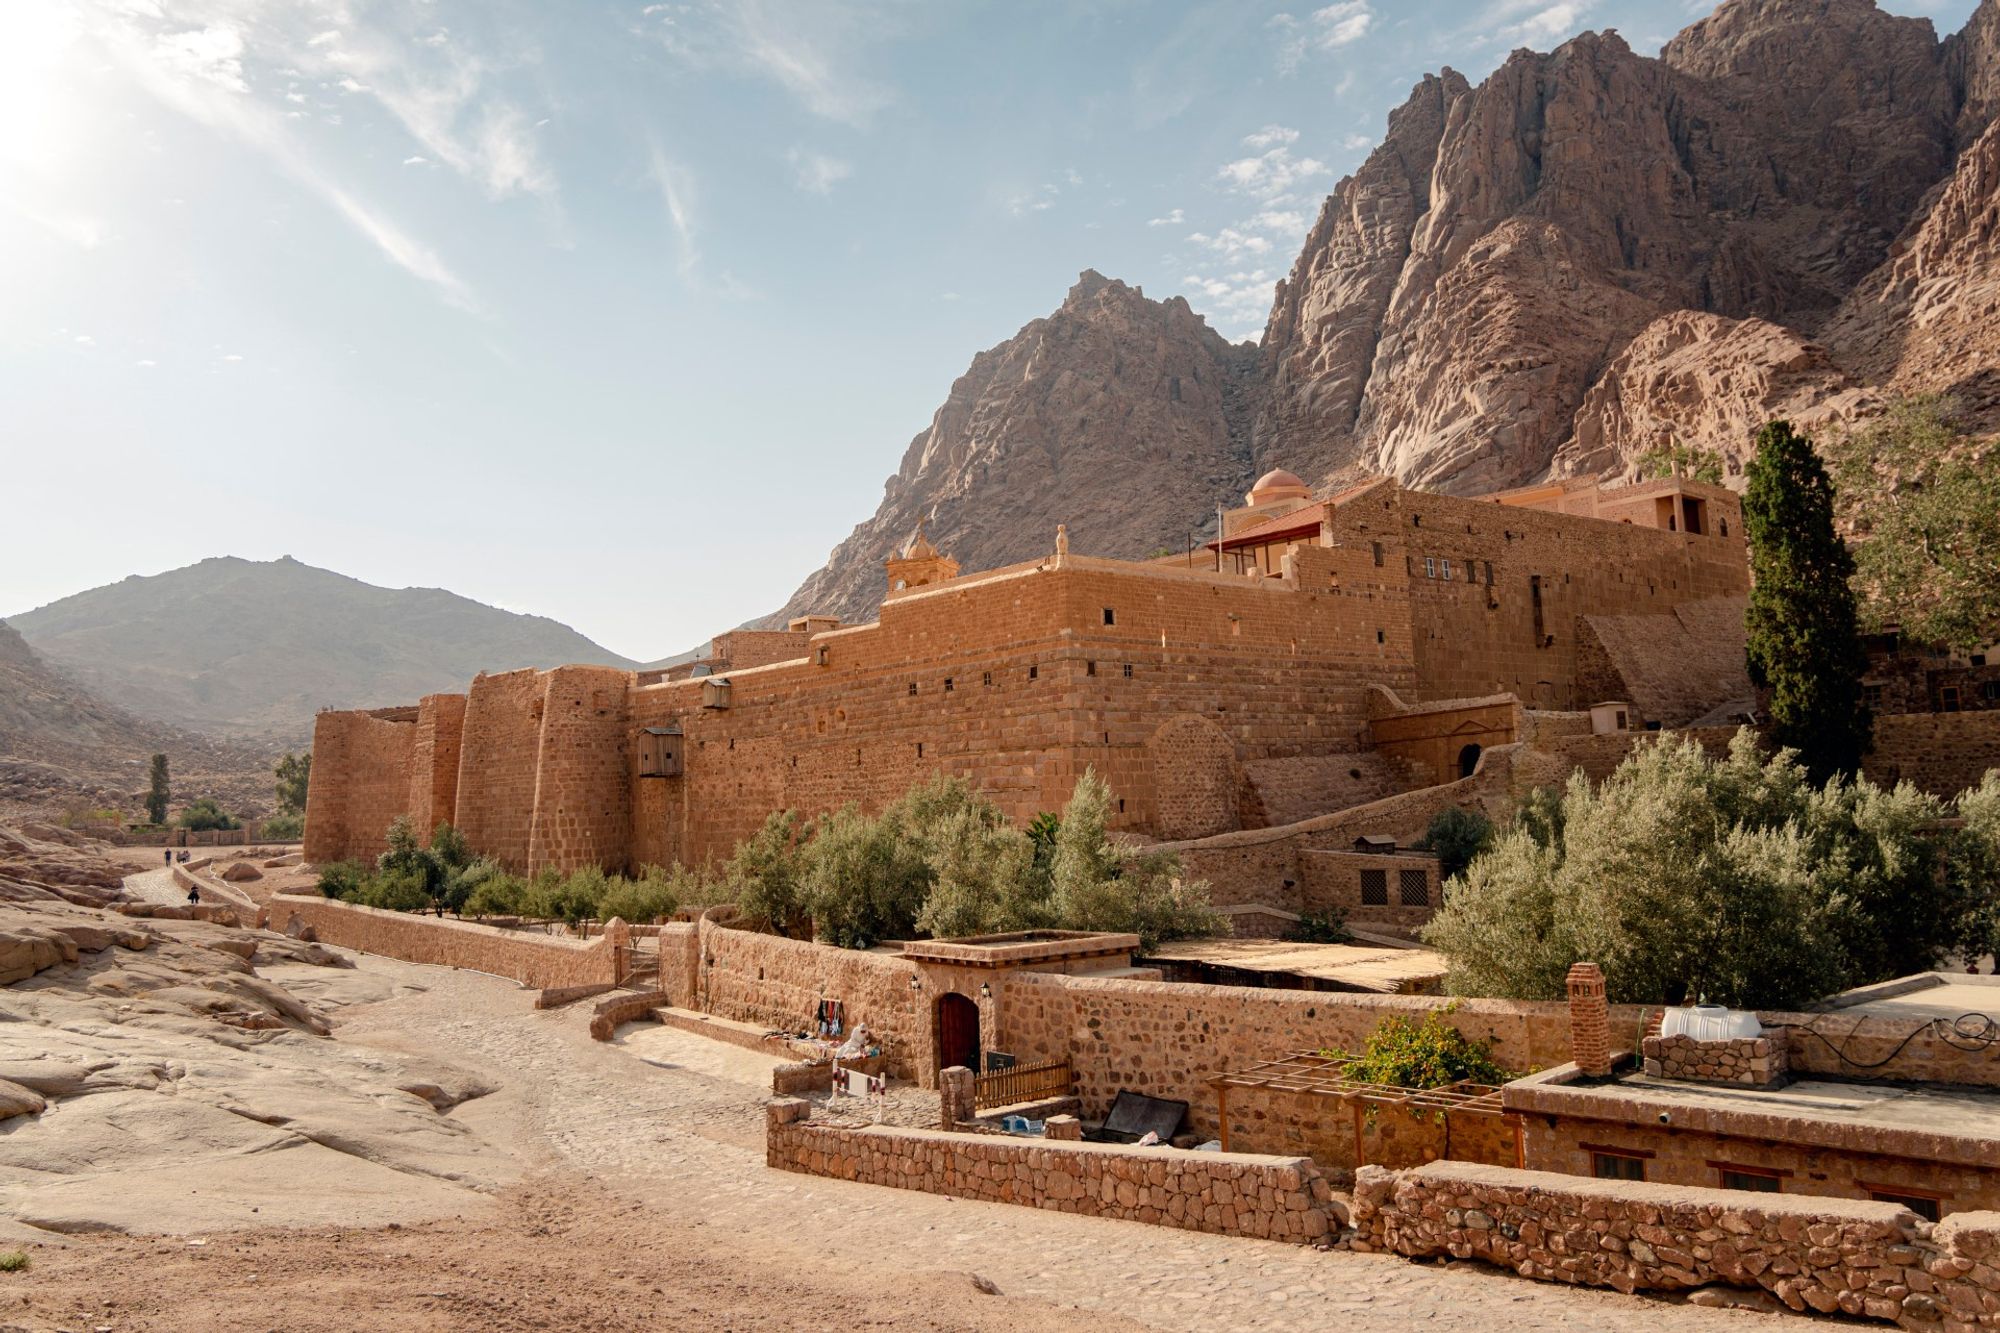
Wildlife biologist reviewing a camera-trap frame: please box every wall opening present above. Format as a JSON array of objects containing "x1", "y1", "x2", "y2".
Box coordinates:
[
  {"x1": 936, "y1": 992, "x2": 980, "y2": 1072},
  {"x1": 1457, "y1": 743, "x2": 1482, "y2": 778}
]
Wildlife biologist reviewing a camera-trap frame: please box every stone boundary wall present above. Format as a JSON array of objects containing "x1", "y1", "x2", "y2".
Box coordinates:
[
  {"x1": 268, "y1": 893, "x2": 617, "y2": 990},
  {"x1": 535, "y1": 983, "x2": 614, "y2": 1009},
  {"x1": 698, "y1": 921, "x2": 924, "y2": 1076},
  {"x1": 999, "y1": 970, "x2": 1649, "y2": 1145},
  {"x1": 1350, "y1": 1160, "x2": 2000, "y2": 1328},
  {"x1": 1866, "y1": 711, "x2": 2000, "y2": 798},
  {"x1": 765, "y1": 1099, "x2": 1339, "y2": 1242}
]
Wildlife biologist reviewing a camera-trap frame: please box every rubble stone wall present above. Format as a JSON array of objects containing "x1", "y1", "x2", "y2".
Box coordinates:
[
  {"x1": 765, "y1": 1099, "x2": 1340, "y2": 1242},
  {"x1": 1866, "y1": 711, "x2": 2000, "y2": 798},
  {"x1": 697, "y1": 921, "x2": 925, "y2": 1077},
  {"x1": 1643, "y1": 1032, "x2": 1787, "y2": 1086},
  {"x1": 1350, "y1": 1160, "x2": 2000, "y2": 1328}
]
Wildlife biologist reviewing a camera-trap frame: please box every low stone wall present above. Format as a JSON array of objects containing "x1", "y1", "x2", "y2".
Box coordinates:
[
  {"x1": 268, "y1": 893, "x2": 617, "y2": 990},
  {"x1": 765, "y1": 1099, "x2": 1340, "y2": 1242},
  {"x1": 589, "y1": 989, "x2": 669, "y2": 1040},
  {"x1": 1643, "y1": 1033, "x2": 1787, "y2": 1087},
  {"x1": 1866, "y1": 711, "x2": 2000, "y2": 798},
  {"x1": 535, "y1": 983, "x2": 614, "y2": 1009},
  {"x1": 1350, "y1": 1160, "x2": 2000, "y2": 1328},
  {"x1": 699, "y1": 921, "x2": 923, "y2": 1077}
]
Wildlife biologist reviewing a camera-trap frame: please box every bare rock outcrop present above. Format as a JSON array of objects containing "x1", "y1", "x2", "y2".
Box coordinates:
[
  {"x1": 775, "y1": 272, "x2": 1261, "y2": 626},
  {"x1": 1823, "y1": 114, "x2": 2000, "y2": 426},
  {"x1": 1556, "y1": 312, "x2": 1875, "y2": 480}
]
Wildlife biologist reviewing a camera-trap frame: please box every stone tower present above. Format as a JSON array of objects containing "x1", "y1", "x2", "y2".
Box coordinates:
[{"x1": 884, "y1": 519, "x2": 959, "y2": 593}]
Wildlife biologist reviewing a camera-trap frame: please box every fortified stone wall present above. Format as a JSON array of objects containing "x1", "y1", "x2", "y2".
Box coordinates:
[
  {"x1": 302, "y1": 709, "x2": 417, "y2": 865},
  {"x1": 1326, "y1": 484, "x2": 1748, "y2": 712},
  {"x1": 1297, "y1": 849, "x2": 1440, "y2": 930},
  {"x1": 526, "y1": 665, "x2": 633, "y2": 874},
  {"x1": 711, "y1": 628, "x2": 814, "y2": 670},
  {"x1": 269, "y1": 893, "x2": 618, "y2": 990},
  {"x1": 1366, "y1": 693, "x2": 1520, "y2": 786},
  {"x1": 453, "y1": 669, "x2": 547, "y2": 871},
  {"x1": 1575, "y1": 598, "x2": 1754, "y2": 726},
  {"x1": 765, "y1": 1099, "x2": 1340, "y2": 1243},
  {"x1": 1866, "y1": 710, "x2": 2000, "y2": 797},
  {"x1": 408, "y1": 692, "x2": 466, "y2": 841},
  {"x1": 1350, "y1": 1160, "x2": 2000, "y2": 1329}
]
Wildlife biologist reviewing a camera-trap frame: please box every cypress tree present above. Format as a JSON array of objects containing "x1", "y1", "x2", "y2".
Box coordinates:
[
  {"x1": 145, "y1": 753, "x2": 171, "y2": 825},
  {"x1": 1743, "y1": 420, "x2": 1872, "y2": 781}
]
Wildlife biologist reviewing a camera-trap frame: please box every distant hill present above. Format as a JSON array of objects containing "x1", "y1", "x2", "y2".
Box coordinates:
[
  {"x1": 9, "y1": 557, "x2": 637, "y2": 744},
  {"x1": 0, "y1": 618, "x2": 274, "y2": 819}
]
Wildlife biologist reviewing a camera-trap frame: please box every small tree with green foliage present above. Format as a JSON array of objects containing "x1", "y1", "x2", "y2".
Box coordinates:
[
  {"x1": 274, "y1": 751, "x2": 312, "y2": 816},
  {"x1": 1833, "y1": 397, "x2": 2000, "y2": 653},
  {"x1": 145, "y1": 754, "x2": 170, "y2": 825},
  {"x1": 1415, "y1": 807, "x2": 1493, "y2": 881},
  {"x1": 1324, "y1": 1004, "x2": 1513, "y2": 1089},
  {"x1": 1743, "y1": 419, "x2": 1872, "y2": 782},
  {"x1": 1636, "y1": 441, "x2": 1725, "y2": 485},
  {"x1": 1283, "y1": 908, "x2": 1352, "y2": 944},
  {"x1": 1421, "y1": 731, "x2": 1991, "y2": 1007},
  {"x1": 176, "y1": 796, "x2": 238, "y2": 831},
  {"x1": 730, "y1": 810, "x2": 809, "y2": 936},
  {"x1": 1046, "y1": 770, "x2": 1224, "y2": 950},
  {"x1": 798, "y1": 804, "x2": 933, "y2": 948}
]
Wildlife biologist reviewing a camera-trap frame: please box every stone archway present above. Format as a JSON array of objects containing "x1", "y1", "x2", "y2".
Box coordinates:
[
  {"x1": 1458, "y1": 743, "x2": 1483, "y2": 779},
  {"x1": 935, "y1": 992, "x2": 981, "y2": 1072}
]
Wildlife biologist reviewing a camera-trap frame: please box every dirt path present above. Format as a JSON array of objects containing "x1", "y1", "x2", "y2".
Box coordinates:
[{"x1": 7, "y1": 956, "x2": 1767, "y2": 1332}]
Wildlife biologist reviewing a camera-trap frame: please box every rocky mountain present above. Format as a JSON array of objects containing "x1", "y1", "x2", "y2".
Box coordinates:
[
  {"x1": 9, "y1": 558, "x2": 636, "y2": 745},
  {"x1": 0, "y1": 619, "x2": 273, "y2": 820},
  {"x1": 779, "y1": 0, "x2": 2000, "y2": 620},
  {"x1": 774, "y1": 272, "x2": 1262, "y2": 625}
]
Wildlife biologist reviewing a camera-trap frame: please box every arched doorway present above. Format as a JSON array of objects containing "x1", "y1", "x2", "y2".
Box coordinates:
[
  {"x1": 1457, "y1": 744, "x2": 1482, "y2": 778},
  {"x1": 936, "y1": 992, "x2": 981, "y2": 1072}
]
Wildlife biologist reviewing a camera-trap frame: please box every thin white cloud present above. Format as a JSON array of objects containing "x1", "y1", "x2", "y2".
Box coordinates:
[
  {"x1": 1217, "y1": 144, "x2": 1329, "y2": 201},
  {"x1": 1147, "y1": 208, "x2": 1185, "y2": 227},
  {"x1": 1242, "y1": 125, "x2": 1299, "y2": 150},
  {"x1": 135, "y1": 359, "x2": 157, "y2": 367},
  {"x1": 786, "y1": 147, "x2": 852, "y2": 195},
  {"x1": 1188, "y1": 228, "x2": 1272, "y2": 258},
  {"x1": 647, "y1": 139, "x2": 699, "y2": 282},
  {"x1": 1179, "y1": 268, "x2": 1276, "y2": 341},
  {"x1": 1485, "y1": 0, "x2": 1598, "y2": 45},
  {"x1": 1277, "y1": 2, "x2": 1375, "y2": 73},
  {"x1": 643, "y1": 1, "x2": 895, "y2": 128},
  {"x1": 402, "y1": 155, "x2": 429, "y2": 166},
  {"x1": 90, "y1": 9, "x2": 478, "y2": 311}
]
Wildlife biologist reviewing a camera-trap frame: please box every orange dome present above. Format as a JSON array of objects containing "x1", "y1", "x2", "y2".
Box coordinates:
[{"x1": 1246, "y1": 468, "x2": 1310, "y2": 504}]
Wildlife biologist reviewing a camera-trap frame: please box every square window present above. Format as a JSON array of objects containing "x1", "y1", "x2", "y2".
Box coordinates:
[
  {"x1": 1122, "y1": 663, "x2": 1133, "y2": 678},
  {"x1": 943, "y1": 678, "x2": 953, "y2": 692},
  {"x1": 1592, "y1": 1153, "x2": 1646, "y2": 1182},
  {"x1": 1028, "y1": 665, "x2": 1038, "y2": 681},
  {"x1": 1442, "y1": 558, "x2": 1453, "y2": 581},
  {"x1": 1720, "y1": 1168, "x2": 1781, "y2": 1194},
  {"x1": 1399, "y1": 867, "x2": 1430, "y2": 907},
  {"x1": 1086, "y1": 661, "x2": 1097, "y2": 677},
  {"x1": 1983, "y1": 681, "x2": 2000, "y2": 703},
  {"x1": 1103, "y1": 608, "x2": 1116, "y2": 626},
  {"x1": 1424, "y1": 557, "x2": 1436, "y2": 579},
  {"x1": 1360, "y1": 869, "x2": 1388, "y2": 906},
  {"x1": 908, "y1": 682, "x2": 918, "y2": 696},
  {"x1": 982, "y1": 671, "x2": 993, "y2": 687}
]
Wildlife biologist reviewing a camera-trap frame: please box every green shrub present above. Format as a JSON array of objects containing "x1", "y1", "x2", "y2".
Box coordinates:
[
  {"x1": 348, "y1": 868, "x2": 431, "y2": 912},
  {"x1": 799, "y1": 804, "x2": 933, "y2": 949},
  {"x1": 598, "y1": 868, "x2": 679, "y2": 926},
  {"x1": 1283, "y1": 908, "x2": 1352, "y2": 944},
  {"x1": 1324, "y1": 1004, "x2": 1512, "y2": 1089},
  {"x1": 260, "y1": 811, "x2": 304, "y2": 840},
  {"x1": 176, "y1": 797, "x2": 238, "y2": 831},
  {"x1": 0, "y1": 1249, "x2": 25, "y2": 1272},
  {"x1": 462, "y1": 867, "x2": 528, "y2": 919},
  {"x1": 730, "y1": 810, "x2": 809, "y2": 935},
  {"x1": 317, "y1": 860, "x2": 367, "y2": 900},
  {"x1": 1415, "y1": 807, "x2": 1493, "y2": 881}
]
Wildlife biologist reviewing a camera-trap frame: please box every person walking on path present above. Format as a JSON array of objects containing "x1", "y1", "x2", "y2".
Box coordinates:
[{"x1": 163, "y1": 848, "x2": 172, "y2": 868}]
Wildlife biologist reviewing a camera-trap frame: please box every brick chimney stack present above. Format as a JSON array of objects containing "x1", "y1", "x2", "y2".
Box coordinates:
[{"x1": 1566, "y1": 962, "x2": 1612, "y2": 1077}]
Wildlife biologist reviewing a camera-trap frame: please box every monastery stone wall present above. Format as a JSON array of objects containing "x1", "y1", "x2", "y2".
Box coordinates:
[
  {"x1": 408, "y1": 692, "x2": 466, "y2": 842},
  {"x1": 765, "y1": 1099, "x2": 1340, "y2": 1242},
  {"x1": 1866, "y1": 711, "x2": 2000, "y2": 798},
  {"x1": 453, "y1": 669, "x2": 546, "y2": 871},
  {"x1": 1351, "y1": 1160, "x2": 2000, "y2": 1328},
  {"x1": 698, "y1": 921, "x2": 927, "y2": 1077},
  {"x1": 526, "y1": 665, "x2": 632, "y2": 874},
  {"x1": 302, "y1": 709, "x2": 417, "y2": 866}
]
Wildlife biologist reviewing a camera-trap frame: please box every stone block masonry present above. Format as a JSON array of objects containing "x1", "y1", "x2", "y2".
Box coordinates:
[
  {"x1": 1350, "y1": 1160, "x2": 2000, "y2": 1328},
  {"x1": 765, "y1": 1098, "x2": 1340, "y2": 1242},
  {"x1": 1644, "y1": 1033, "x2": 1788, "y2": 1087}
]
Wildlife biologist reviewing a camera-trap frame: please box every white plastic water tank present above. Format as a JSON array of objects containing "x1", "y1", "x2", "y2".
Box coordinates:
[{"x1": 1661, "y1": 1004, "x2": 1761, "y2": 1042}]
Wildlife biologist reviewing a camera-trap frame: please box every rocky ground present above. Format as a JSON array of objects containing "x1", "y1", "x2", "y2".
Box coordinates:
[{"x1": 0, "y1": 836, "x2": 1771, "y2": 1330}]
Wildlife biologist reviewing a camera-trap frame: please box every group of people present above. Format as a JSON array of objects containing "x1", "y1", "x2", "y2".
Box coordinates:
[{"x1": 160, "y1": 847, "x2": 200, "y2": 904}]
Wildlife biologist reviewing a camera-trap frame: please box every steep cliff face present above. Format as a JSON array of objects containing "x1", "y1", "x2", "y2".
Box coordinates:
[
  {"x1": 778, "y1": 0, "x2": 2000, "y2": 622},
  {"x1": 776, "y1": 272, "x2": 1261, "y2": 625},
  {"x1": 1257, "y1": 0, "x2": 1978, "y2": 493}
]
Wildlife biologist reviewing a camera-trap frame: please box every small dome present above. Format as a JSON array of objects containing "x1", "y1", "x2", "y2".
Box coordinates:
[
  {"x1": 900, "y1": 524, "x2": 939, "y2": 560},
  {"x1": 1246, "y1": 468, "x2": 1310, "y2": 504}
]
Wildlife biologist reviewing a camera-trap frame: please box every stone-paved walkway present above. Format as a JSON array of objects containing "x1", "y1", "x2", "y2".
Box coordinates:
[{"x1": 335, "y1": 966, "x2": 1763, "y2": 1333}]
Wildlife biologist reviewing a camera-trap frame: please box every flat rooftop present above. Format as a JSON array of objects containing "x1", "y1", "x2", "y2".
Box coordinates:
[
  {"x1": 1821, "y1": 972, "x2": 2000, "y2": 1026},
  {"x1": 1506, "y1": 1067, "x2": 2000, "y2": 1170},
  {"x1": 1143, "y1": 939, "x2": 1448, "y2": 994}
]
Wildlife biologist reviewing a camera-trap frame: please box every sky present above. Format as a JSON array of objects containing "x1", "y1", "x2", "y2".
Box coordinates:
[{"x1": 0, "y1": 0, "x2": 1980, "y2": 662}]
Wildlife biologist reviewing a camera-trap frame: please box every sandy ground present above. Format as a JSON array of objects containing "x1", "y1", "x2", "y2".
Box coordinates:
[{"x1": 0, "y1": 879, "x2": 1773, "y2": 1331}]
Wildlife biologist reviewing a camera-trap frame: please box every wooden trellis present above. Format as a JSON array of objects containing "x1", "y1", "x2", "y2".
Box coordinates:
[{"x1": 1208, "y1": 1051, "x2": 1519, "y2": 1165}]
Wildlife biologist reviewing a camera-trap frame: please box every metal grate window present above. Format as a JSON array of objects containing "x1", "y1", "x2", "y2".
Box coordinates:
[
  {"x1": 1399, "y1": 867, "x2": 1430, "y2": 906},
  {"x1": 1360, "y1": 869, "x2": 1388, "y2": 906}
]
